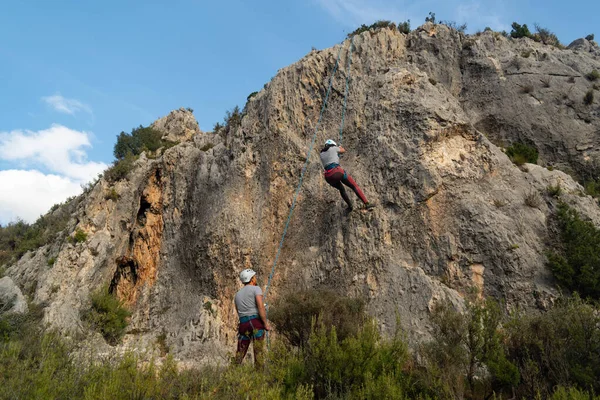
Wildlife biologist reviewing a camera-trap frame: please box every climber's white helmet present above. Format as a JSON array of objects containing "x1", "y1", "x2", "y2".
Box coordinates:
[
  {"x1": 325, "y1": 139, "x2": 337, "y2": 146},
  {"x1": 239, "y1": 269, "x2": 256, "y2": 284}
]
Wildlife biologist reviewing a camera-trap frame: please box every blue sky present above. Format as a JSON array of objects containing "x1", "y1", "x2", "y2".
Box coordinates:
[{"x1": 1, "y1": 0, "x2": 598, "y2": 223}]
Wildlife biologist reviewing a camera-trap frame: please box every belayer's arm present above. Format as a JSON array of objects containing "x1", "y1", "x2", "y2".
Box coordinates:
[{"x1": 255, "y1": 294, "x2": 271, "y2": 330}]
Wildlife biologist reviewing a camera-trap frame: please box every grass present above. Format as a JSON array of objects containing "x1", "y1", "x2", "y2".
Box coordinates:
[
  {"x1": 524, "y1": 190, "x2": 542, "y2": 208},
  {"x1": 540, "y1": 77, "x2": 551, "y2": 88},
  {"x1": 520, "y1": 84, "x2": 534, "y2": 94}
]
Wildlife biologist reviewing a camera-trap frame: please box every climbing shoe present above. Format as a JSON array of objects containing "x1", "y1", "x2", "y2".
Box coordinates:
[{"x1": 363, "y1": 202, "x2": 376, "y2": 210}]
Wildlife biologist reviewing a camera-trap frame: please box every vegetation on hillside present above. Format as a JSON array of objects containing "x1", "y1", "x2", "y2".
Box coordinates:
[
  {"x1": 548, "y1": 203, "x2": 600, "y2": 299},
  {"x1": 0, "y1": 199, "x2": 76, "y2": 268},
  {"x1": 105, "y1": 125, "x2": 176, "y2": 182},
  {"x1": 2, "y1": 289, "x2": 600, "y2": 399},
  {"x1": 505, "y1": 142, "x2": 539, "y2": 165},
  {"x1": 81, "y1": 286, "x2": 131, "y2": 345}
]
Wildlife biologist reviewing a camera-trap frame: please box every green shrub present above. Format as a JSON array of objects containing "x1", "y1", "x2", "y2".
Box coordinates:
[
  {"x1": 521, "y1": 49, "x2": 533, "y2": 58},
  {"x1": 584, "y1": 89, "x2": 594, "y2": 105},
  {"x1": 224, "y1": 106, "x2": 242, "y2": 132},
  {"x1": 585, "y1": 179, "x2": 600, "y2": 197},
  {"x1": 347, "y1": 20, "x2": 397, "y2": 38},
  {"x1": 586, "y1": 70, "x2": 600, "y2": 81},
  {"x1": 47, "y1": 257, "x2": 56, "y2": 267},
  {"x1": 505, "y1": 295, "x2": 600, "y2": 397},
  {"x1": 0, "y1": 201, "x2": 73, "y2": 265},
  {"x1": 186, "y1": 107, "x2": 194, "y2": 113},
  {"x1": 421, "y1": 298, "x2": 519, "y2": 399},
  {"x1": 104, "y1": 153, "x2": 138, "y2": 182},
  {"x1": 82, "y1": 286, "x2": 131, "y2": 345},
  {"x1": 200, "y1": 143, "x2": 215, "y2": 152},
  {"x1": 511, "y1": 22, "x2": 532, "y2": 38},
  {"x1": 68, "y1": 228, "x2": 87, "y2": 244},
  {"x1": 547, "y1": 183, "x2": 562, "y2": 197},
  {"x1": 548, "y1": 203, "x2": 600, "y2": 299},
  {"x1": 586, "y1": 34, "x2": 595, "y2": 41},
  {"x1": 398, "y1": 20, "x2": 411, "y2": 34},
  {"x1": 440, "y1": 20, "x2": 467, "y2": 33},
  {"x1": 534, "y1": 24, "x2": 561, "y2": 47},
  {"x1": 506, "y1": 142, "x2": 538, "y2": 165},
  {"x1": 104, "y1": 188, "x2": 120, "y2": 201},
  {"x1": 113, "y1": 125, "x2": 167, "y2": 160},
  {"x1": 270, "y1": 289, "x2": 366, "y2": 349},
  {"x1": 425, "y1": 12, "x2": 436, "y2": 24},
  {"x1": 246, "y1": 91, "x2": 258, "y2": 101}
]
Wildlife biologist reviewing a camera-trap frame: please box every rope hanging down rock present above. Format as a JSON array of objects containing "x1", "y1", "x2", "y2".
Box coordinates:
[{"x1": 262, "y1": 37, "x2": 355, "y2": 335}]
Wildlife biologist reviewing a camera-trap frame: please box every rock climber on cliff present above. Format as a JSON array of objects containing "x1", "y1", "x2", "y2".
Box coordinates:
[
  {"x1": 320, "y1": 139, "x2": 374, "y2": 211},
  {"x1": 234, "y1": 269, "x2": 270, "y2": 369}
]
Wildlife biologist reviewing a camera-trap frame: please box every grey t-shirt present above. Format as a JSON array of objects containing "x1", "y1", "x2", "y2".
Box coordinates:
[
  {"x1": 234, "y1": 285, "x2": 263, "y2": 317},
  {"x1": 320, "y1": 146, "x2": 341, "y2": 168}
]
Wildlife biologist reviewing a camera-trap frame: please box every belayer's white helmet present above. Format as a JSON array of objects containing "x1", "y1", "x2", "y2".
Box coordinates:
[
  {"x1": 325, "y1": 139, "x2": 337, "y2": 146},
  {"x1": 239, "y1": 269, "x2": 256, "y2": 284}
]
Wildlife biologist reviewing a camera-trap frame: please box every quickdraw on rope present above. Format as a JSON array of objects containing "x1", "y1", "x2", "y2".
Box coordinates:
[{"x1": 263, "y1": 37, "x2": 355, "y2": 349}]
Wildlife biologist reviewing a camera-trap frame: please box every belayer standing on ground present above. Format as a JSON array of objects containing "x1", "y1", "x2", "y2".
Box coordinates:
[
  {"x1": 320, "y1": 139, "x2": 374, "y2": 211},
  {"x1": 234, "y1": 269, "x2": 270, "y2": 369}
]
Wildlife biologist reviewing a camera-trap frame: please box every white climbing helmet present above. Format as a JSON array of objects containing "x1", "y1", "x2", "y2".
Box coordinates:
[
  {"x1": 325, "y1": 139, "x2": 337, "y2": 146},
  {"x1": 239, "y1": 269, "x2": 256, "y2": 284}
]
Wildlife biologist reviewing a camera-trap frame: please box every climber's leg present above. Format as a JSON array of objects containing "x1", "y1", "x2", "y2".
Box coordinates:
[
  {"x1": 341, "y1": 172, "x2": 369, "y2": 204},
  {"x1": 325, "y1": 169, "x2": 353, "y2": 208}
]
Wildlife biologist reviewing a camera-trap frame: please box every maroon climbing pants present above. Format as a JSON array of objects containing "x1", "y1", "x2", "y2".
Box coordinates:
[
  {"x1": 235, "y1": 317, "x2": 266, "y2": 369},
  {"x1": 324, "y1": 166, "x2": 368, "y2": 207}
]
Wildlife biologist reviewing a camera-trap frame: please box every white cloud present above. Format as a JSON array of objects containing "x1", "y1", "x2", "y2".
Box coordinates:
[
  {"x1": 0, "y1": 125, "x2": 107, "y2": 181},
  {"x1": 42, "y1": 94, "x2": 92, "y2": 116},
  {"x1": 0, "y1": 170, "x2": 82, "y2": 224}
]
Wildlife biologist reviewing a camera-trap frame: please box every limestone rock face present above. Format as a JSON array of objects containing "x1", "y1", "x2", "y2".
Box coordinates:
[
  {"x1": 4, "y1": 25, "x2": 600, "y2": 365},
  {"x1": 0, "y1": 277, "x2": 28, "y2": 314},
  {"x1": 152, "y1": 107, "x2": 201, "y2": 142}
]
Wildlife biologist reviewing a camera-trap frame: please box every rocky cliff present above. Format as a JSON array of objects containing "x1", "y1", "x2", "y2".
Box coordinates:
[{"x1": 4, "y1": 23, "x2": 600, "y2": 364}]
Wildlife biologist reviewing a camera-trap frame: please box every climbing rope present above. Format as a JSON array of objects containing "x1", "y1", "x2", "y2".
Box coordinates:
[
  {"x1": 262, "y1": 37, "x2": 355, "y2": 348},
  {"x1": 339, "y1": 36, "x2": 355, "y2": 145}
]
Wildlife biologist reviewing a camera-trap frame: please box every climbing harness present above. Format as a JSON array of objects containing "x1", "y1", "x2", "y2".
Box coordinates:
[{"x1": 262, "y1": 36, "x2": 355, "y2": 349}]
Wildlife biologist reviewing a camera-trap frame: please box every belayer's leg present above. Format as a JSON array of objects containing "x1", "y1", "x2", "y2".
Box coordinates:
[
  {"x1": 236, "y1": 336, "x2": 251, "y2": 364},
  {"x1": 332, "y1": 180, "x2": 353, "y2": 209},
  {"x1": 341, "y1": 173, "x2": 369, "y2": 204}
]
